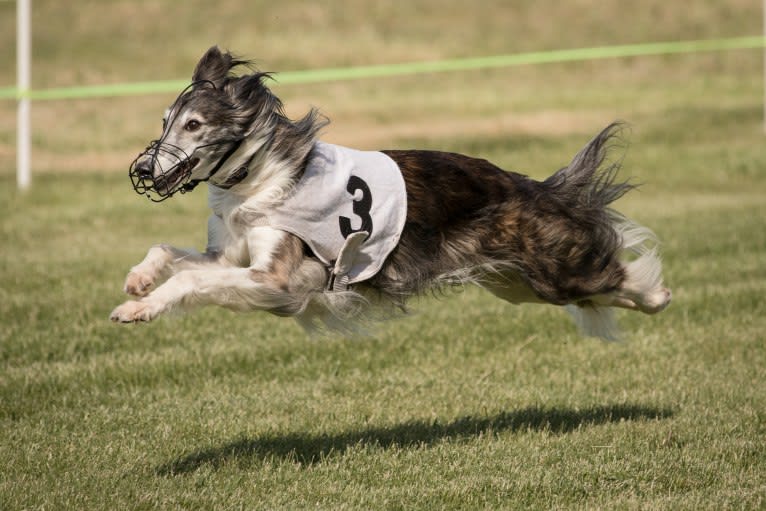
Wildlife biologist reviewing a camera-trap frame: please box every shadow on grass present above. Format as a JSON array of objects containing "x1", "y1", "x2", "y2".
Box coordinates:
[{"x1": 156, "y1": 403, "x2": 673, "y2": 475}]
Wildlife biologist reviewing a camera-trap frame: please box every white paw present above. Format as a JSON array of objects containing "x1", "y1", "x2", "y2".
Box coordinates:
[
  {"x1": 123, "y1": 270, "x2": 155, "y2": 297},
  {"x1": 109, "y1": 300, "x2": 161, "y2": 323},
  {"x1": 641, "y1": 287, "x2": 672, "y2": 314}
]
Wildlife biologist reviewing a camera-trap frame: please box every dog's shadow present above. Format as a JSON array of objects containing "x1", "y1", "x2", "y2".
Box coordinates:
[{"x1": 156, "y1": 403, "x2": 673, "y2": 475}]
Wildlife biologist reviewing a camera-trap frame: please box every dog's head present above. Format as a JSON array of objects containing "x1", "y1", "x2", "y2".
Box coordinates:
[{"x1": 129, "y1": 46, "x2": 282, "y2": 201}]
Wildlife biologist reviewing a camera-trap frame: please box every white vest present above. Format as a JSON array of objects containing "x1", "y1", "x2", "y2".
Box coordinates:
[{"x1": 267, "y1": 142, "x2": 407, "y2": 285}]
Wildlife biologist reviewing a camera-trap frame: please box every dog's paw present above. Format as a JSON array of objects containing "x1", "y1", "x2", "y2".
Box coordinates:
[
  {"x1": 640, "y1": 287, "x2": 672, "y2": 315},
  {"x1": 109, "y1": 300, "x2": 161, "y2": 323},
  {"x1": 123, "y1": 271, "x2": 154, "y2": 297}
]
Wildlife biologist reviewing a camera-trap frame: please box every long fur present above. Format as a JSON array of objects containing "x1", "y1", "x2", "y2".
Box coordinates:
[{"x1": 111, "y1": 46, "x2": 671, "y2": 340}]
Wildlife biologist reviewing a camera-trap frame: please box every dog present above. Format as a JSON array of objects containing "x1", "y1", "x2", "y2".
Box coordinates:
[{"x1": 110, "y1": 46, "x2": 671, "y2": 340}]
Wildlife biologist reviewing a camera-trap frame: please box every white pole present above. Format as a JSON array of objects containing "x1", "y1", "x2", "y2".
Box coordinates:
[{"x1": 17, "y1": 0, "x2": 31, "y2": 190}]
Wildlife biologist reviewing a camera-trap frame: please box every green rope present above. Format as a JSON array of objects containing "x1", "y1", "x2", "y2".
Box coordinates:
[{"x1": 1, "y1": 35, "x2": 764, "y2": 101}]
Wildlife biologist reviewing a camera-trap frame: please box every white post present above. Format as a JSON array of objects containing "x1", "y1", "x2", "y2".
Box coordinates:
[{"x1": 17, "y1": 0, "x2": 31, "y2": 190}]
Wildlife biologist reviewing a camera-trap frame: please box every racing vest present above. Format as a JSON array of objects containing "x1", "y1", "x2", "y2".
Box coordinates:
[{"x1": 266, "y1": 142, "x2": 407, "y2": 286}]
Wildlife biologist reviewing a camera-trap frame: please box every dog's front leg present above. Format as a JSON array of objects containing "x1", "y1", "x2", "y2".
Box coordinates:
[
  {"x1": 111, "y1": 267, "x2": 290, "y2": 322},
  {"x1": 123, "y1": 215, "x2": 225, "y2": 297},
  {"x1": 110, "y1": 229, "x2": 317, "y2": 323},
  {"x1": 123, "y1": 244, "x2": 218, "y2": 297}
]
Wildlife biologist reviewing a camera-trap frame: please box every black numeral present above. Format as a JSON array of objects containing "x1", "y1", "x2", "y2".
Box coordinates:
[{"x1": 339, "y1": 175, "x2": 373, "y2": 239}]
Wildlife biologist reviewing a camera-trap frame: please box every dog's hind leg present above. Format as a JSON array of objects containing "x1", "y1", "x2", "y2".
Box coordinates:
[
  {"x1": 567, "y1": 223, "x2": 671, "y2": 340},
  {"x1": 480, "y1": 270, "x2": 545, "y2": 305},
  {"x1": 611, "y1": 223, "x2": 672, "y2": 315}
]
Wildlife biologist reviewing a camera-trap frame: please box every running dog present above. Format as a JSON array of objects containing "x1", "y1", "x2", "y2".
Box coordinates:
[{"x1": 110, "y1": 46, "x2": 671, "y2": 339}]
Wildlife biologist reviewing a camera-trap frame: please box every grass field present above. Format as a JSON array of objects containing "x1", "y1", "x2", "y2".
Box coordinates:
[{"x1": 1, "y1": 1, "x2": 765, "y2": 509}]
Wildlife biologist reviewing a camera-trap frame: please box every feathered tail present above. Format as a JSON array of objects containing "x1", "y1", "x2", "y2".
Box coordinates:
[{"x1": 549, "y1": 123, "x2": 667, "y2": 340}]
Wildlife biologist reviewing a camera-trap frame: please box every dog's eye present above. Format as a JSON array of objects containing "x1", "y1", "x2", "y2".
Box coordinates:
[{"x1": 185, "y1": 119, "x2": 202, "y2": 132}]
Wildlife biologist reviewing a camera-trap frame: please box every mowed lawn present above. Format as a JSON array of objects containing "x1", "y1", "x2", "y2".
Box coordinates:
[{"x1": 1, "y1": 1, "x2": 765, "y2": 509}]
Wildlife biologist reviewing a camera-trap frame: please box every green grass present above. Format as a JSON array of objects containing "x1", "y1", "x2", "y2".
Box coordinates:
[{"x1": 2, "y1": 1, "x2": 766, "y2": 509}]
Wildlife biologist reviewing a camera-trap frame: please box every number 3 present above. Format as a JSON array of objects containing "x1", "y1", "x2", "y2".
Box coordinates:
[{"x1": 339, "y1": 175, "x2": 373, "y2": 239}]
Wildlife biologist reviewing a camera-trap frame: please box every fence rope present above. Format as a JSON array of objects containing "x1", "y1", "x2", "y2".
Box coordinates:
[{"x1": 1, "y1": 35, "x2": 764, "y2": 102}]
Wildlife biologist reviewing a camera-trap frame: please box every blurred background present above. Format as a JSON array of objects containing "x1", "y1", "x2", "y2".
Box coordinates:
[{"x1": 0, "y1": 0, "x2": 761, "y2": 176}]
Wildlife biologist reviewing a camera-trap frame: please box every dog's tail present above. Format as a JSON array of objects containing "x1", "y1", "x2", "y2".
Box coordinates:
[
  {"x1": 546, "y1": 122, "x2": 666, "y2": 340},
  {"x1": 543, "y1": 121, "x2": 634, "y2": 211}
]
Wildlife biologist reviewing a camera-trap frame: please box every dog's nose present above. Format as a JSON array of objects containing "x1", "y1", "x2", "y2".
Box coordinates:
[{"x1": 134, "y1": 159, "x2": 154, "y2": 180}]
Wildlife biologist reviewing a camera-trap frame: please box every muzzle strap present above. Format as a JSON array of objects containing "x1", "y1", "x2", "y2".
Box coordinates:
[{"x1": 181, "y1": 137, "x2": 245, "y2": 193}]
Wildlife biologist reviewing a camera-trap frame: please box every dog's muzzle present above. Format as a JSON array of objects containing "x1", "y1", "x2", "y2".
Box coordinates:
[
  {"x1": 129, "y1": 140, "x2": 201, "y2": 202},
  {"x1": 129, "y1": 136, "x2": 248, "y2": 202}
]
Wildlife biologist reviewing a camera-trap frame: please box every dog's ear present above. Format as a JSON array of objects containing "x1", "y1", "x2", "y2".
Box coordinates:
[
  {"x1": 192, "y1": 46, "x2": 234, "y2": 88},
  {"x1": 227, "y1": 73, "x2": 267, "y2": 102},
  {"x1": 225, "y1": 72, "x2": 279, "y2": 114}
]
